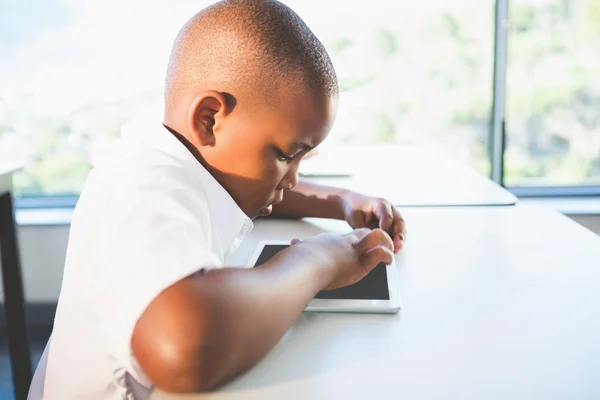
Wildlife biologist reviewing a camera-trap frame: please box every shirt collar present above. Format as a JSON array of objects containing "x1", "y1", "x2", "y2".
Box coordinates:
[{"x1": 140, "y1": 121, "x2": 253, "y2": 256}]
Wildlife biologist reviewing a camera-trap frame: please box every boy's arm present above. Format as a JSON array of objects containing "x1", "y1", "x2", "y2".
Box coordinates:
[
  {"x1": 269, "y1": 180, "x2": 347, "y2": 220},
  {"x1": 131, "y1": 229, "x2": 394, "y2": 393},
  {"x1": 271, "y1": 181, "x2": 407, "y2": 252},
  {"x1": 132, "y1": 246, "x2": 327, "y2": 393}
]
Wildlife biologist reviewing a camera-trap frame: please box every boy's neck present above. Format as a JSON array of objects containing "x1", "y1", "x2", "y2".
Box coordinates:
[{"x1": 163, "y1": 123, "x2": 205, "y2": 167}]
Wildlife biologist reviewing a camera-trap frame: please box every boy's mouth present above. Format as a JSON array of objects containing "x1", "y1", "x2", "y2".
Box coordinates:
[{"x1": 258, "y1": 191, "x2": 283, "y2": 217}]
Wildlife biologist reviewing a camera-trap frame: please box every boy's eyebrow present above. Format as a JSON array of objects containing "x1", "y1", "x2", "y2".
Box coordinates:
[{"x1": 291, "y1": 142, "x2": 314, "y2": 151}]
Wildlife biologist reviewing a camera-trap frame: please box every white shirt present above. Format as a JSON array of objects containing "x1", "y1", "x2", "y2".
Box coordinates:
[{"x1": 28, "y1": 121, "x2": 253, "y2": 400}]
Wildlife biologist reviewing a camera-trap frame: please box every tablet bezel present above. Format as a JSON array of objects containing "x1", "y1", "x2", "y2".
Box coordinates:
[{"x1": 245, "y1": 240, "x2": 401, "y2": 314}]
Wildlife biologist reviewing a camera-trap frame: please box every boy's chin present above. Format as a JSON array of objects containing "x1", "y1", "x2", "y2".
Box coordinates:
[{"x1": 257, "y1": 204, "x2": 273, "y2": 217}]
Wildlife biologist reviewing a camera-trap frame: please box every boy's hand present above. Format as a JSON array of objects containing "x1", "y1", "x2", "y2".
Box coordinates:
[
  {"x1": 290, "y1": 228, "x2": 394, "y2": 290},
  {"x1": 339, "y1": 191, "x2": 406, "y2": 252}
]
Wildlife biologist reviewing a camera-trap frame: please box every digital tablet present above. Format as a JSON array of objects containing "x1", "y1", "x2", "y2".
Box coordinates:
[{"x1": 246, "y1": 240, "x2": 401, "y2": 314}]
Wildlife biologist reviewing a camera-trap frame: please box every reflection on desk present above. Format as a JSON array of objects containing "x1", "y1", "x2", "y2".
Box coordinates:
[{"x1": 154, "y1": 206, "x2": 600, "y2": 400}]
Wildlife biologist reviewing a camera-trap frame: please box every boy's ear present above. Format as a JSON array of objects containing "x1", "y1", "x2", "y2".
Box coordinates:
[{"x1": 187, "y1": 91, "x2": 230, "y2": 147}]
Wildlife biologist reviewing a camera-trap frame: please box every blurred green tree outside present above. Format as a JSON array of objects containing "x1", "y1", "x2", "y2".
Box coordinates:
[{"x1": 505, "y1": 0, "x2": 600, "y2": 185}]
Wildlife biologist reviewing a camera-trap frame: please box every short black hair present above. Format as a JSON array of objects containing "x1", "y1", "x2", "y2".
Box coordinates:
[{"x1": 165, "y1": 0, "x2": 338, "y2": 110}]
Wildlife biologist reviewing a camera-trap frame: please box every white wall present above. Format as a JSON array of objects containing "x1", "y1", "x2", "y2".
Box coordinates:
[{"x1": 5, "y1": 212, "x2": 599, "y2": 305}]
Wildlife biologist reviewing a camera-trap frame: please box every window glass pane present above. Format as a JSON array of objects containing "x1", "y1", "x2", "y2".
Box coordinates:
[
  {"x1": 1, "y1": 0, "x2": 494, "y2": 198},
  {"x1": 506, "y1": 0, "x2": 600, "y2": 187}
]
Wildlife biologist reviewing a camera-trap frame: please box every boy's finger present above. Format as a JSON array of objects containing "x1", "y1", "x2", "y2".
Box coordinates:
[
  {"x1": 349, "y1": 209, "x2": 367, "y2": 229},
  {"x1": 391, "y1": 208, "x2": 406, "y2": 251},
  {"x1": 376, "y1": 203, "x2": 394, "y2": 234},
  {"x1": 350, "y1": 227, "x2": 372, "y2": 243},
  {"x1": 362, "y1": 245, "x2": 394, "y2": 267},
  {"x1": 390, "y1": 221, "x2": 405, "y2": 252},
  {"x1": 355, "y1": 228, "x2": 394, "y2": 253},
  {"x1": 392, "y1": 232, "x2": 402, "y2": 252},
  {"x1": 366, "y1": 216, "x2": 379, "y2": 230},
  {"x1": 290, "y1": 238, "x2": 302, "y2": 245},
  {"x1": 392, "y1": 208, "x2": 406, "y2": 237}
]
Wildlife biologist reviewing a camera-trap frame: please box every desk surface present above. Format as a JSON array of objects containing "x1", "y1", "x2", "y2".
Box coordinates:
[
  {"x1": 299, "y1": 145, "x2": 517, "y2": 207},
  {"x1": 153, "y1": 206, "x2": 600, "y2": 400}
]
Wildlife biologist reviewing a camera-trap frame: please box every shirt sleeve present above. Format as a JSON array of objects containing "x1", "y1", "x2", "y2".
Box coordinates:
[{"x1": 91, "y1": 180, "x2": 222, "y2": 381}]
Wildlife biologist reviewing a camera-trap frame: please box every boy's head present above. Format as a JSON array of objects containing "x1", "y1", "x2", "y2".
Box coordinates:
[{"x1": 163, "y1": 0, "x2": 338, "y2": 219}]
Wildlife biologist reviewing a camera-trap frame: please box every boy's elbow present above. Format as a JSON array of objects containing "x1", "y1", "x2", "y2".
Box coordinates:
[
  {"x1": 131, "y1": 278, "x2": 229, "y2": 393},
  {"x1": 143, "y1": 341, "x2": 220, "y2": 393}
]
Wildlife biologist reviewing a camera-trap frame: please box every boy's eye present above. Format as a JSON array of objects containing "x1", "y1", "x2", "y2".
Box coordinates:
[{"x1": 275, "y1": 148, "x2": 294, "y2": 162}]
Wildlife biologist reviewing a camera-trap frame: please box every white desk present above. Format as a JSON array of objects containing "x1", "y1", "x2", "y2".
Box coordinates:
[
  {"x1": 299, "y1": 145, "x2": 517, "y2": 207},
  {"x1": 153, "y1": 206, "x2": 600, "y2": 400}
]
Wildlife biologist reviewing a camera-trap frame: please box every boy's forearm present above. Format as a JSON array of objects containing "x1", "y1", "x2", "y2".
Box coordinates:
[
  {"x1": 133, "y1": 246, "x2": 332, "y2": 393},
  {"x1": 270, "y1": 180, "x2": 347, "y2": 219},
  {"x1": 195, "y1": 253, "x2": 329, "y2": 389}
]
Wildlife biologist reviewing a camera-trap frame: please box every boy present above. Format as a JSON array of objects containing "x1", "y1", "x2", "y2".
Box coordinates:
[{"x1": 29, "y1": 0, "x2": 406, "y2": 399}]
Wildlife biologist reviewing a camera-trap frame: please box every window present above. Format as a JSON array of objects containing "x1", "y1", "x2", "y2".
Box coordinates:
[
  {"x1": 294, "y1": 0, "x2": 494, "y2": 176},
  {"x1": 1, "y1": 0, "x2": 495, "y2": 203},
  {"x1": 505, "y1": 0, "x2": 600, "y2": 188},
  {"x1": 1, "y1": 0, "x2": 196, "y2": 199}
]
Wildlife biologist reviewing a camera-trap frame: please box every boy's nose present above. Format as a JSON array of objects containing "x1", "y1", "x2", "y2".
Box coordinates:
[{"x1": 280, "y1": 167, "x2": 299, "y2": 190}]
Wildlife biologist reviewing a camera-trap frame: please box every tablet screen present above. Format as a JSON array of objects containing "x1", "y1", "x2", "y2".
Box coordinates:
[{"x1": 253, "y1": 244, "x2": 390, "y2": 300}]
